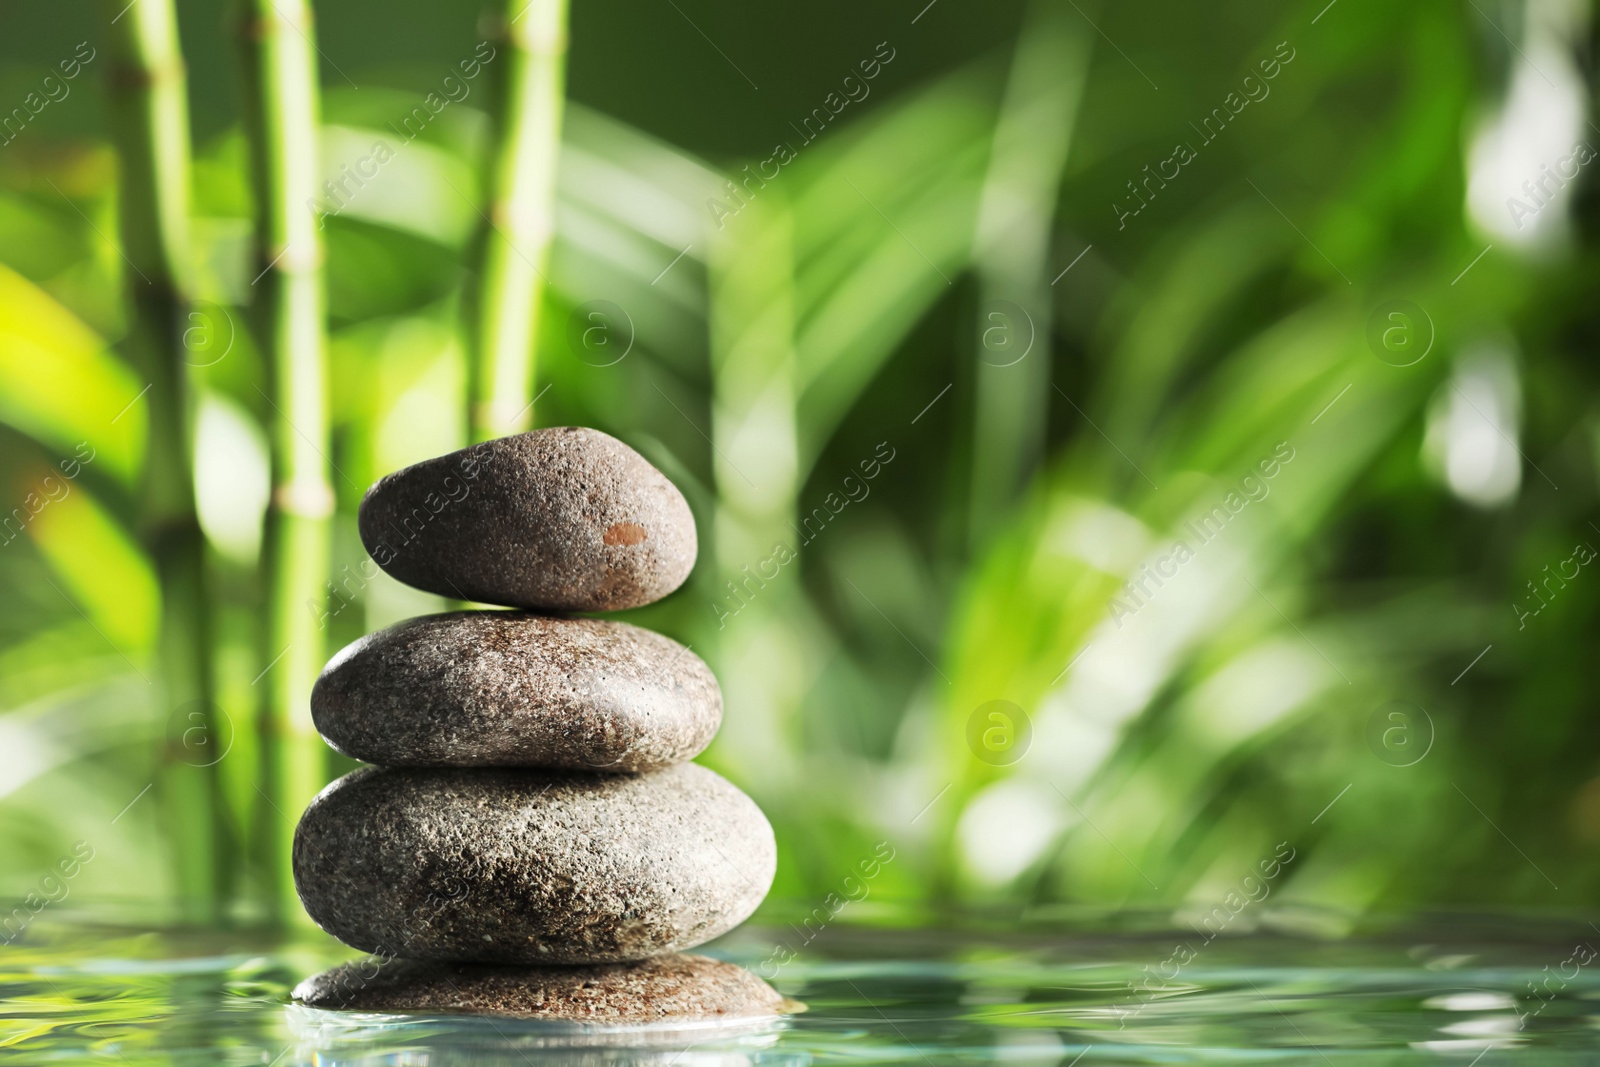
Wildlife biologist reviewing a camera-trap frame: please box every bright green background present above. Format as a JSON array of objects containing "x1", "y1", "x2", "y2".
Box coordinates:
[{"x1": 2, "y1": 0, "x2": 1599, "y2": 932}]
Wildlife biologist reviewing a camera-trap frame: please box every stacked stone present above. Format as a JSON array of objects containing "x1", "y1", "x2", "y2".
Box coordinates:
[{"x1": 290, "y1": 428, "x2": 780, "y2": 1021}]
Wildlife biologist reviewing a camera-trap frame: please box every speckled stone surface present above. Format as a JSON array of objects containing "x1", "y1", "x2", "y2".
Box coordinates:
[
  {"x1": 358, "y1": 428, "x2": 697, "y2": 612},
  {"x1": 292, "y1": 953, "x2": 787, "y2": 1021},
  {"x1": 293, "y1": 764, "x2": 776, "y2": 965},
  {"x1": 311, "y1": 612, "x2": 720, "y2": 772}
]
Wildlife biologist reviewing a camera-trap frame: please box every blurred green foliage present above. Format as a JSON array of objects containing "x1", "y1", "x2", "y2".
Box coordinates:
[{"x1": 2, "y1": 0, "x2": 1600, "y2": 931}]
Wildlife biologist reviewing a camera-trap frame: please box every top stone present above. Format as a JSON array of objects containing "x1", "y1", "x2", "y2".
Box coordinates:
[{"x1": 359, "y1": 428, "x2": 697, "y2": 612}]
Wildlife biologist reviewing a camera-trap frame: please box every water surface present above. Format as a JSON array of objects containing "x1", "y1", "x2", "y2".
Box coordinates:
[{"x1": 6, "y1": 911, "x2": 1600, "y2": 1064}]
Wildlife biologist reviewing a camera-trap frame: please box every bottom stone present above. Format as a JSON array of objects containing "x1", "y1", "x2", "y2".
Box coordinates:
[{"x1": 291, "y1": 953, "x2": 789, "y2": 1023}]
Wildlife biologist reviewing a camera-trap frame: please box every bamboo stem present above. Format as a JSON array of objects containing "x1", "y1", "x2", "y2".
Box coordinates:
[
  {"x1": 466, "y1": 0, "x2": 568, "y2": 442},
  {"x1": 104, "y1": 0, "x2": 224, "y2": 922},
  {"x1": 237, "y1": 0, "x2": 332, "y2": 923}
]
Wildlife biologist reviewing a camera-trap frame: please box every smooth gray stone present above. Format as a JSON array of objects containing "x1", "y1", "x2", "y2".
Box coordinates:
[
  {"x1": 292, "y1": 952, "x2": 790, "y2": 1022},
  {"x1": 312, "y1": 612, "x2": 720, "y2": 772},
  {"x1": 293, "y1": 764, "x2": 775, "y2": 965},
  {"x1": 358, "y1": 427, "x2": 697, "y2": 612}
]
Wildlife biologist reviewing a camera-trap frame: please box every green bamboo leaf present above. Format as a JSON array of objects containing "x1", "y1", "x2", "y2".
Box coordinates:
[
  {"x1": 939, "y1": 289, "x2": 1449, "y2": 896},
  {"x1": 0, "y1": 263, "x2": 142, "y2": 483},
  {"x1": 26, "y1": 479, "x2": 157, "y2": 653},
  {"x1": 788, "y1": 66, "x2": 999, "y2": 469}
]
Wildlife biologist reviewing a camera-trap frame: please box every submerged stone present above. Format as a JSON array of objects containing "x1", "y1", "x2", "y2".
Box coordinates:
[{"x1": 292, "y1": 952, "x2": 788, "y2": 1022}]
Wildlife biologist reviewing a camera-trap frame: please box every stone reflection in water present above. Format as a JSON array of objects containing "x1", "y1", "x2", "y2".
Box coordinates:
[{"x1": 286, "y1": 1004, "x2": 793, "y2": 1067}]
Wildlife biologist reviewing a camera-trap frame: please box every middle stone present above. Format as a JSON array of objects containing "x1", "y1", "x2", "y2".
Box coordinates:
[
  {"x1": 312, "y1": 612, "x2": 720, "y2": 772},
  {"x1": 293, "y1": 763, "x2": 776, "y2": 964}
]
